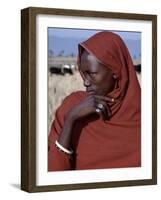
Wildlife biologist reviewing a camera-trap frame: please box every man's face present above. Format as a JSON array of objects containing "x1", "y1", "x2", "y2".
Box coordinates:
[{"x1": 79, "y1": 50, "x2": 116, "y2": 96}]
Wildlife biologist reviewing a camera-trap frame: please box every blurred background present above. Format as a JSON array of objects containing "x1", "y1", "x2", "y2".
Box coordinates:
[{"x1": 48, "y1": 28, "x2": 141, "y2": 130}]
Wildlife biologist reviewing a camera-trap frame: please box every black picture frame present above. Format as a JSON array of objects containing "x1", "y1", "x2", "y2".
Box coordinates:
[{"x1": 21, "y1": 7, "x2": 157, "y2": 192}]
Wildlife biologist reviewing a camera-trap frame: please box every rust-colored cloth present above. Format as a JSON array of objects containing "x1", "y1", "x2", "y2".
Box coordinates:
[{"x1": 48, "y1": 31, "x2": 141, "y2": 171}]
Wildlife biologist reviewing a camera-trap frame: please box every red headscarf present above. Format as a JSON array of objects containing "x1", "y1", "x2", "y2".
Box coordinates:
[{"x1": 77, "y1": 31, "x2": 141, "y2": 124}]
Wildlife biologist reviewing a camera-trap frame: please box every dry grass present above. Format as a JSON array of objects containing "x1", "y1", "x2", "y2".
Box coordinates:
[{"x1": 48, "y1": 71, "x2": 85, "y2": 130}]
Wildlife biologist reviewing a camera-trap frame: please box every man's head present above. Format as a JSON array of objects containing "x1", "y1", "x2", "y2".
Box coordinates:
[{"x1": 79, "y1": 50, "x2": 117, "y2": 96}]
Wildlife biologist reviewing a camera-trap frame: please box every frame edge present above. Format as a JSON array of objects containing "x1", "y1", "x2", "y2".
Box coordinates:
[
  {"x1": 152, "y1": 15, "x2": 157, "y2": 185},
  {"x1": 21, "y1": 7, "x2": 37, "y2": 192},
  {"x1": 21, "y1": 7, "x2": 30, "y2": 192}
]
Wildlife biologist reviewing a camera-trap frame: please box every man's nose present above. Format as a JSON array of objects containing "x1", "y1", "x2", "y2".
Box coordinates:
[{"x1": 84, "y1": 78, "x2": 91, "y2": 87}]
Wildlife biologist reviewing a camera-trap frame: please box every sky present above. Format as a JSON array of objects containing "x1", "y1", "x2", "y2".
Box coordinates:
[
  {"x1": 48, "y1": 28, "x2": 141, "y2": 58},
  {"x1": 48, "y1": 27, "x2": 141, "y2": 40}
]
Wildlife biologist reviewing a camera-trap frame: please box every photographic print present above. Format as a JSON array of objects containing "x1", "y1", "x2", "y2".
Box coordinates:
[
  {"x1": 21, "y1": 7, "x2": 157, "y2": 192},
  {"x1": 48, "y1": 28, "x2": 142, "y2": 172}
]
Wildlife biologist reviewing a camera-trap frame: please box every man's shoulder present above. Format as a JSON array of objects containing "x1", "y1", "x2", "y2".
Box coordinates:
[
  {"x1": 55, "y1": 90, "x2": 87, "y2": 117},
  {"x1": 62, "y1": 90, "x2": 87, "y2": 104}
]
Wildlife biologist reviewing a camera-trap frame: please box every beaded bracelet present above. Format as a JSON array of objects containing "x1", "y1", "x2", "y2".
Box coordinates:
[{"x1": 55, "y1": 140, "x2": 73, "y2": 155}]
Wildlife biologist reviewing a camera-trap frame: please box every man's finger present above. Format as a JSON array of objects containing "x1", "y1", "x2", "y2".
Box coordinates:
[{"x1": 94, "y1": 95, "x2": 115, "y2": 103}]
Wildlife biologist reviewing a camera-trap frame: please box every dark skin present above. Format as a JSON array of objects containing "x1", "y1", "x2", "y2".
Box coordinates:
[{"x1": 58, "y1": 50, "x2": 117, "y2": 149}]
